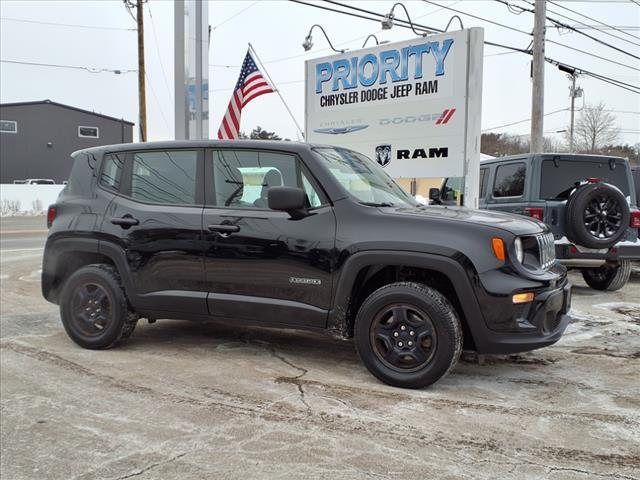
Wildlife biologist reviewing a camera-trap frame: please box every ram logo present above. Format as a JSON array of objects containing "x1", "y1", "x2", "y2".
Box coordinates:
[{"x1": 375, "y1": 144, "x2": 392, "y2": 167}]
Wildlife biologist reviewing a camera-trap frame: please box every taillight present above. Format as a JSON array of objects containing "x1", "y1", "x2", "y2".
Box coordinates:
[
  {"x1": 631, "y1": 209, "x2": 640, "y2": 229},
  {"x1": 524, "y1": 207, "x2": 544, "y2": 221},
  {"x1": 47, "y1": 205, "x2": 57, "y2": 228}
]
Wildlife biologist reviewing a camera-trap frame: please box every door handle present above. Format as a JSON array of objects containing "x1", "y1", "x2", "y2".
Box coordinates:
[
  {"x1": 111, "y1": 215, "x2": 139, "y2": 228},
  {"x1": 208, "y1": 224, "x2": 240, "y2": 234}
]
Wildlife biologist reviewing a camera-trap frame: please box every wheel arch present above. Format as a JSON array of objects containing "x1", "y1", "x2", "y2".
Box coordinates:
[
  {"x1": 328, "y1": 251, "x2": 485, "y2": 350},
  {"x1": 42, "y1": 236, "x2": 133, "y2": 304}
]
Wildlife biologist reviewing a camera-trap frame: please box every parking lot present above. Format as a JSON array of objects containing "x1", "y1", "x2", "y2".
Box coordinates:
[{"x1": 1, "y1": 216, "x2": 639, "y2": 480}]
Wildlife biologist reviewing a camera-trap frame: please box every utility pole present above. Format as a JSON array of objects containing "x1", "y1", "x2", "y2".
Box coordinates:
[
  {"x1": 136, "y1": 0, "x2": 147, "y2": 142},
  {"x1": 569, "y1": 73, "x2": 576, "y2": 153},
  {"x1": 557, "y1": 64, "x2": 582, "y2": 153},
  {"x1": 125, "y1": 0, "x2": 147, "y2": 142},
  {"x1": 530, "y1": 0, "x2": 546, "y2": 153}
]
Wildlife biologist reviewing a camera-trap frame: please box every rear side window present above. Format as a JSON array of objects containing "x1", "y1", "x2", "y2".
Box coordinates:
[
  {"x1": 540, "y1": 159, "x2": 630, "y2": 199},
  {"x1": 100, "y1": 154, "x2": 124, "y2": 191},
  {"x1": 493, "y1": 163, "x2": 526, "y2": 197},
  {"x1": 479, "y1": 167, "x2": 489, "y2": 198},
  {"x1": 131, "y1": 150, "x2": 198, "y2": 205}
]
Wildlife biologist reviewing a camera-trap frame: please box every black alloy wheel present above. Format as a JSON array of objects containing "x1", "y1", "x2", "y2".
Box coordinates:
[
  {"x1": 69, "y1": 283, "x2": 113, "y2": 336},
  {"x1": 370, "y1": 304, "x2": 437, "y2": 373},
  {"x1": 583, "y1": 195, "x2": 623, "y2": 240}
]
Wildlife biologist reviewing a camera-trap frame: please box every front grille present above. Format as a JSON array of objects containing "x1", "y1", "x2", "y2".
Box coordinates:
[{"x1": 536, "y1": 232, "x2": 556, "y2": 270}]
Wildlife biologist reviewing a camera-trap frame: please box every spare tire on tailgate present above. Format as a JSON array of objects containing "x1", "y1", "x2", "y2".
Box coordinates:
[{"x1": 565, "y1": 181, "x2": 630, "y2": 249}]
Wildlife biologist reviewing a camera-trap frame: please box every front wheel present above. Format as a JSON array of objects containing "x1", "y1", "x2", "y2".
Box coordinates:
[
  {"x1": 581, "y1": 260, "x2": 631, "y2": 291},
  {"x1": 354, "y1": 282, "x2": 462, "y2": 389}
]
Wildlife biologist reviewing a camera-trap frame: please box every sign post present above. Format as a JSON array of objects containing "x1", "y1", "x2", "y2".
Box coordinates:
[
  {"x1": 305, "y1": 28, "x2": 483, "y2": 207},
  {"x1": 174, "y1": 0, "x2": 209, "y2": 140}
]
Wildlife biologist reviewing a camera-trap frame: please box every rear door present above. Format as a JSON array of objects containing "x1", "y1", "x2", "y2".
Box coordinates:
[
  {"x1": 485, "y1": 160, "x2": 528, "y2": 215},
  {"x1": 99, "y1": 148, "x2": 206, "y2": 314},
  {"x1": 202, "y1": 148, "x2": 336, "y2": 328}
]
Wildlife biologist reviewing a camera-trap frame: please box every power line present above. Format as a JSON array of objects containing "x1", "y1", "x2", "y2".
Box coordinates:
[
  {"x1": 0, "y1": 16, "x2": 135, "y2": 31},
  {"x1": 489, "y1": 0, "x2": 640, "y2": 66},
  {"x1": 1, "y1": 59, "x2": 136, "y2": 74},
  {"x1": 421, "y1": 0, "x2": 532, "y2": 36},
  {"x1": 147, "y1": 3, "x2": 173, "y2": 103},
  {"x1": 510, "y1": 0, "x2": 640, "y2": 60},
  {"x1": 212, "y1": 1, "x2": 259, "y2": 30},
  {"x1": 543, "y1": 0, "x2": 640, "y2": 47},
  {"x1": 483, "y1": 109, "x2": 569, "y2": 132},
  {"x1": 543, "y1": 0, "x2": 640, "y2": 41},
  {"x1": 417, "y1": 0, "x2": 640, "y2": 71}
]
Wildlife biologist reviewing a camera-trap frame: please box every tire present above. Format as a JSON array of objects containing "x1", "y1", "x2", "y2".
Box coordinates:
[
  {"x1": 59, "y1": 264, "x2": 138, "y2": 349},
  {"x1": 354, "y1": 282, "x2": 462, "y2": 389},
  {"x1": 566, "y1": 182, "x2": 630, "y2": 249},
  {"x1": 581, "y1": 259, "x2": 631, "y2": 291}
]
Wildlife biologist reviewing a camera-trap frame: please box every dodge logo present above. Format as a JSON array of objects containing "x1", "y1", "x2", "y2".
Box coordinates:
[{"x1": 375, "y1": 144, "x2": 392, "y2": 167}]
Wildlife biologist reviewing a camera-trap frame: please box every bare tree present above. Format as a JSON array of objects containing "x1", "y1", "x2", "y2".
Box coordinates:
[{"x1": 566, "y1": 102, "x2": 620, "y2": 153}]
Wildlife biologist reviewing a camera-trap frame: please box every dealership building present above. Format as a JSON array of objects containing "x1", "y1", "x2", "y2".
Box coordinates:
[{"x1": 0, "y1": 100, "x2": 133, "y2": 184}]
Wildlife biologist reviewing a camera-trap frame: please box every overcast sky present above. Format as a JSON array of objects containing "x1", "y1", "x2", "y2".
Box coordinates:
[{"x1": 1, "y1": 0, "x2": 639, "y2": 145}]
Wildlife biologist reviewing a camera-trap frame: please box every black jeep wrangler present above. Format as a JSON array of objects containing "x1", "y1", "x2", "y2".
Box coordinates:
[
  {"x1": 434, "y1": 154, "x2": 640, "y2": 291},
  {"x1": 42, "y1": 141, "x2": 571, "y2": 388}
]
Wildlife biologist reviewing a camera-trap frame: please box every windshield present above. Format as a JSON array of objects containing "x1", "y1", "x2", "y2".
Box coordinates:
[{"x1": 313, "y1": 147, "x2": 417, "y2": 207}]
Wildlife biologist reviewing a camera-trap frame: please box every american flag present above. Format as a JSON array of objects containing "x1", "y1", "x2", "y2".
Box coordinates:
[{"x1": 217, "y1": 49, "x2": 274, "y2": 139}]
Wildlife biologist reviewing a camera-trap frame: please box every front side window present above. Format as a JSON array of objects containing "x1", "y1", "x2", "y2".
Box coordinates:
[
  {"x1": 442, "y1": 177, "x2": 462, "y2": 203},
  {"x1": 493, "y1": 163, "x2": 526, "y2": 198},
  {"x1": 0, "y1": 120, "x2": 17, "y2": 133},
  {"x1": 78, "y1": 126, "x2": 99, "y2": 138},
  {"x1": 99, "y1": 154, "x2": 124, "y2": 191},
  {"x1": 210, "y1": 150, "x2": 322, "y2": 209},
  {"x1": 131, "y1": 150, "x2": 197, "y2": 205},
  {"x1": 313, "y1": 147, "x2": 416, "y2": 207}
]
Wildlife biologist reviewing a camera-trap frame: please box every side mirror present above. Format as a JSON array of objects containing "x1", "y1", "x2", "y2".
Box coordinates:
[
  {"x1": 268, "y1": 186, "x2": 308, "y2": 219},
  {"x1": 429, "y1": 187, "x2": 441, "y2": 203}
]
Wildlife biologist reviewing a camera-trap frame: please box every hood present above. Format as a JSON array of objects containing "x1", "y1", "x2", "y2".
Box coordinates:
[{"x1": 383, "y1": 205, "x2": 547, "y2": 236}]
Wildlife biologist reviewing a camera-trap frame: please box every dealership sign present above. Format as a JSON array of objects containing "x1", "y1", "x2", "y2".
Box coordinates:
[{"x1": 305, "y1": 28, "x2": 484, "y2": 205}]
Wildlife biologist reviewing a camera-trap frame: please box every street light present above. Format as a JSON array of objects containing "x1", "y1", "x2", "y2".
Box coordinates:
[
  {"x1": 302, "y1": 24, "x2": 345, "y2": 53},
  {"x1": 381, "y1": 3, "x2": 427, "y2": 36}
]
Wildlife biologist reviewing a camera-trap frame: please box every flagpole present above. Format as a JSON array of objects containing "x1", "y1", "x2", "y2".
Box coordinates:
[{"x1": 248, "y1": 42, "x2": 305, "y2": 140}]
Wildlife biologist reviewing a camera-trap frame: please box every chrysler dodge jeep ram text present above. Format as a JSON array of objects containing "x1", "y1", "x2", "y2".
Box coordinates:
[{"x1": 42, "y1": 141, "x2": 571, "y2": 388}]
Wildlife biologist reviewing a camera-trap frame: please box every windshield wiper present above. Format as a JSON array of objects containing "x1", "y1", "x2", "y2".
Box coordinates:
[{"x1": 361, "y1": 201, "x2": 395, "y2": 207}]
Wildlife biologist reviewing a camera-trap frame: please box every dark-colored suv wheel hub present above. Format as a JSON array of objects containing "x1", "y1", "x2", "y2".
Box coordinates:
[
  {"x1": 71, "y1": 283, "x2": 112, "y2": 336},
  {"x1": 584, "y1": 196, "x2": 623, "y2": 239},
  {"x1": 370, "y1": 304, "x2": 437, "y2": 372}
]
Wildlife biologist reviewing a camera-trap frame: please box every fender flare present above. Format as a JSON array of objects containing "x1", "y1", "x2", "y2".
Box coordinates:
[{"x1": 327, "y1": 250, "x2": 487, "y2": 344}]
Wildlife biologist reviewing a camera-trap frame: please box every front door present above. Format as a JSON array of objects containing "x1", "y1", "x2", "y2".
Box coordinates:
[
  {"x1": 202, "y1": 148, "x2": 336, "y2": 328},
  {"x1": 100, "y1": 149, "x2": 206, "y2": 314}
]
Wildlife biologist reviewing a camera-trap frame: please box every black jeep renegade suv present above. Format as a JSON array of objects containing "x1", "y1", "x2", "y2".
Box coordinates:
[{"x1": 42, "y1": 141, "x2": 572, "y2": 388}]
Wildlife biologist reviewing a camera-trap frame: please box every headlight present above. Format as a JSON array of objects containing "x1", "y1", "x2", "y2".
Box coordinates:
[{"x1": 514, "y1": 237, "x2": 524, "y2": 263}]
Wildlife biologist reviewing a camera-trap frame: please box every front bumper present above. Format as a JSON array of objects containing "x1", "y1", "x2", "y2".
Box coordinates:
[{"x1": 469, "y1": 269, "x2": 572, "y2": 355}]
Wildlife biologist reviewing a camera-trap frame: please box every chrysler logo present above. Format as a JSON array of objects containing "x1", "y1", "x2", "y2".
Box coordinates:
[{"x1": 313, "y1": 125, "x2": 369, "y2": 135}]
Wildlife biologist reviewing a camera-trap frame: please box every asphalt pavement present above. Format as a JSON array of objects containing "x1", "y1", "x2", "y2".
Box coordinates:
[{"x1": 1, "y1": 216, "x2": 639, "y2": 480}]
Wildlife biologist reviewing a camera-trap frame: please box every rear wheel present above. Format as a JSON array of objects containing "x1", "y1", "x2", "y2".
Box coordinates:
[
  {"x1": 581, "y1": 260, "x2": 631, "y2": 291},
  {"x1": 566, "y1": 182, "x2": 630, "y2": 249},
  {"x1": 354, "y1": 282, "x2": 462, "y2": 389},
  {"x1": 59, "y1": 264, "x2": 137, "y2": 349}
]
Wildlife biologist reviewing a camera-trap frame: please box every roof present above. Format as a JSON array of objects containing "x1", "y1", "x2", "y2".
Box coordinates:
[
  {"x1": 480, "y1": 153, "x2": 626, "y2": 165},
  {"x1": 71, "y1": 139, "x2": 316, "y2": 157},
  {"x1": 0, "y1": 99, "x2": 134, "y2": 125},
  {"x1": 70, "y1": 140, "x2": 366, "y2": 157}
]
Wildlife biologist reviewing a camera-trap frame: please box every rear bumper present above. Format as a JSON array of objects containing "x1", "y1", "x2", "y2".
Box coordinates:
[{"x1": 556, "y1": 238, "x2": 640, "y2": 266}]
